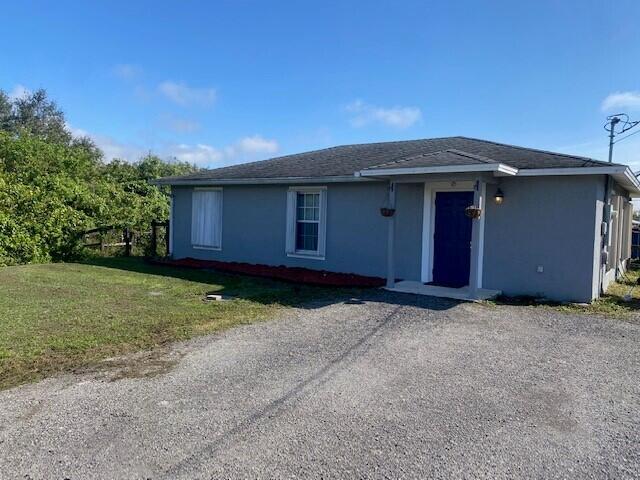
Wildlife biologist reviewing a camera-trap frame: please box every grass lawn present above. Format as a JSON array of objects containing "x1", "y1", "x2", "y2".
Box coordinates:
[
  {"x1": 561, "y1": 262, "x2": 640, "y2": 317},
  {"x1": 488, "y1": 261, "x2": 640, "y2": 318},
  {"x1": 0, "y1": 257, "x2": 347, "y2": 390}
]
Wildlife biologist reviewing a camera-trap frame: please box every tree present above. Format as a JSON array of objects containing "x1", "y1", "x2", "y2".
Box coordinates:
[
  {"x1": 0, "y1": 132, "x2": 101, "y2": 264},
  {"x1": 0, "y1": 88, "x2": 200, "y2": 265},
  {"x1": 2, "y1": 89, "x2": 72, "y2": 144},
  {"x1": 0, "y1": 91, "x2": 11, "y2": 132}
]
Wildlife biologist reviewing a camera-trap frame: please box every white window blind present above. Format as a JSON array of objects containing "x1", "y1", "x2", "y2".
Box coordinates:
[{"x1": 191, "y1": 189, "x2": 222, "y2": 249}]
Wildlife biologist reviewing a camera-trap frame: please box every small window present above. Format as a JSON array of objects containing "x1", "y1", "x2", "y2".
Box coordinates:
[
  {"x1": 191, "y1": 188, "x2": 222, "y2": 249},
  {"x1": 296, "y1": 192, "x2": 320, "y2": 252},
  {"x1": 286, "y1": 188, "x2": 326, "y2": 259}
]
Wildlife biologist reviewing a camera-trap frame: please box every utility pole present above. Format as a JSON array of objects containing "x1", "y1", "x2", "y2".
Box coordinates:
[
  {"x1": 605, "y1": 114, "x2": 640, "y2": 163},
  {"x1": 607, "y1": 117, "x2": 620, "y2": 163}
]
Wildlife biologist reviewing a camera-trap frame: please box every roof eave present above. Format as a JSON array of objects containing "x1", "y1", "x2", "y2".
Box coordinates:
[
  {"x1": 517, "y1": 166, "x2": 640, "y2": 195},
  {"x1": 358, "y1": 163, "x2": 518, "y2": 177},
  {"x1": 152, "y1": 175, "x2": 377, "y2": 186},
  {"x1": 154, "y1": 165, "x2": 640, "y2": 196}
]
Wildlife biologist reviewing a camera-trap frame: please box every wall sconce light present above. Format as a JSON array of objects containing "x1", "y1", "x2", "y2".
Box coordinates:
[{"x1": 494, "y1": 188, "x2": 504, "y2": 205}]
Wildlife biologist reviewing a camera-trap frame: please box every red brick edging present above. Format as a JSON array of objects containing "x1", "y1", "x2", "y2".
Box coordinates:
[{"x1": 147, "y1": 257, "x2": 385, "y2": 288}]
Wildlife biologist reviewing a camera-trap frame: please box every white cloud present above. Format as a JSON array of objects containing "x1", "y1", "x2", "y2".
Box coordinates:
[
  {"x1": 346, "y1": 100, "x2": 422, "y2": 128},
  {"x1": 67, "y1": 124, "x2": 278, "y2": 167},
  {"x1": 112, "y1": 64, "x2": 142, "y2": 80},
  {"x1": 601, "y1": 91, "x2": 640, "y2": 112},
  {"x1": 225, "y1": 135, "x2": 279, "y2": 157},
  {"x1": 170, "y1": 144, "x2": 223, "y2": 165},
  {"x1": 176, "y1": 136, "x2": 279, "y2": 166},
  {"x1": 8, "y1": 84, "x2": 31, "y2": 100},
  {"x1": 67, "y1": 123, "x2": 146, "y2": 161},
  {"x1": 158, "y1": 81, "x2": 216, "y2": 107},
  {"x1": 66, "y1": 123, "x2": 89, "y2": 138},
  {"x1": 96, "y1": 135, "x2": 147, "y2": 162}
]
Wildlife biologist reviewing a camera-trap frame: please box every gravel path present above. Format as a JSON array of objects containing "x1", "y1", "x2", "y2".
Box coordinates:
[{"x1": 1, "y1": 292, "x2": 639, "y2": 479}]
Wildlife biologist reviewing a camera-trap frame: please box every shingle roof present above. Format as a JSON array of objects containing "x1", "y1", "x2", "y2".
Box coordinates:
[
  {"x1": 365, "y1": 149, "x2": 500, "y2": 170},
  {"x1": 158, "y1": 136, "x2": 617, "y2": 184}
]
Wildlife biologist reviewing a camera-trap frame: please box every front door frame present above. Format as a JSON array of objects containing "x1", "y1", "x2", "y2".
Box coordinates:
[{"x1": 420, "y1": 180, "x2": 485, "y2": 287}]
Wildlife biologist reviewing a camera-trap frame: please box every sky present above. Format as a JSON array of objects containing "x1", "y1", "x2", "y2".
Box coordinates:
[{"x1": 2, "y1": 0, "x2": 640, "y2": 170}]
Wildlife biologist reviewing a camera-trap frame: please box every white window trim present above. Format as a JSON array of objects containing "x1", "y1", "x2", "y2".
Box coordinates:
[
  {"x1": 191, "y1": 187, "x2": 223, "y2": 251},
  {"x1": 420, "y1": 181, "x2": 484, "y2": 286},
  {"x1": 286, "y1": 186, "x2": 327, "y2": 260}
]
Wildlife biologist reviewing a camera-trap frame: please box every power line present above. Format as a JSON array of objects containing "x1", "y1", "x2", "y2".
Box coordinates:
[
  {"x1": 614, "y1": 127, "x2": 640, "y2": 144},
  {"x1": 604, "y1": 113, "x2": 640, "y2": 162}
]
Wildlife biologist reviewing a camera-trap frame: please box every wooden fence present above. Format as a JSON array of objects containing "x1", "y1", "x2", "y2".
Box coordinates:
[
  {"x1": 82, "y1": 221, "x2": 169, "y2": 257},
  {"x1": 150, "y1": 220, "x2": 170, "y2": 257}
]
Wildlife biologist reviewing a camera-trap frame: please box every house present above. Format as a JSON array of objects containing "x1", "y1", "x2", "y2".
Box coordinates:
[{"x1": 157, "y1": 137, "x2": 640, "y2": 303}]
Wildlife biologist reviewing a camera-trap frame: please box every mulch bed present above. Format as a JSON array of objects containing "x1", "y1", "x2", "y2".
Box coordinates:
[{"x1": 148, "y1": 257, "x2": 385, "y2": 288}]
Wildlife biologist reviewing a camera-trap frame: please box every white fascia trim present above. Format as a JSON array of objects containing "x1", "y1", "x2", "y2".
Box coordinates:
[
  {"x1": 622, "y1": 167, "x2": 640, "y2": 194},
  {"x1": 155, "y1": 175, "x2": 374, "y2": 186},
  {"x1": 517, "y1": 166, "x2": 640, "y2": 194},
  {"x1": 359, "y1": 163, "x2": 518, "y2": 177},
  {"x1": 516, "y1": 166, "x2": 628, "y2": 177}
]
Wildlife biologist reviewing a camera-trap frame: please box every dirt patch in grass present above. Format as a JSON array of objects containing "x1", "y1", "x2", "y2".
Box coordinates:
[
  {"x1": 0, "y1": 257, "x2": 358, "y2": 390},
  {"x1": 81, "y1": 347, "x2": 185, "y2": 382}
]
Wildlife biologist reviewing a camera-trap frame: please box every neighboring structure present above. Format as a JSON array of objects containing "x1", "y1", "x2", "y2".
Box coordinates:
[
  {"x1": 157, "y1": 137, "x2": 640, "y2": 303},
  {"x1": 632, "y1": 220, "x2": 640, "y2": 260}
]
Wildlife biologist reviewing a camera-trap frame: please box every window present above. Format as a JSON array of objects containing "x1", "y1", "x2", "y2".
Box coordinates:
[
  {"x1": 296, "y1": 192, "x2": 320, "y2": 251},
  {"x1": 191, "y1": 188, "x2": 222, "y2": 249},
  {"x1": 286, "y1": 187, "x2": 327, "y2": 258}
]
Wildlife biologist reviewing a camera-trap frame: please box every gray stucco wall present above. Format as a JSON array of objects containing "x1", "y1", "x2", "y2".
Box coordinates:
[
  {"x1": 592, "y1": 179, "x2": 606, "y2": 298},
  {"x1": 171, "y1": 182, "x2": 424, "y2": 280},
  {"x1": 172, "y1": 175, "x2": 606, "y2": 302},
  {"x1": 483, "y1": 175, "x2": 603, "y2": 302}
]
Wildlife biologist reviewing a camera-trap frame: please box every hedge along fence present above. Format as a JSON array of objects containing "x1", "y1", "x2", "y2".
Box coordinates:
[{"x1": 81, "y1": 221, "x2": 170, "y2": 258}]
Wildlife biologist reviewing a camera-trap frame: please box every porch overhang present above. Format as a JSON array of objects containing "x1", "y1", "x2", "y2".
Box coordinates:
[
  {"x1": 357, "y1": 163, "x2": 640, "y2": 196},
  {"x1": 381, "y1": 175, "x2": 490, "y2": 301},
  {"x1": 357, "y1": 163, "x2": 518, "y2": 178}
]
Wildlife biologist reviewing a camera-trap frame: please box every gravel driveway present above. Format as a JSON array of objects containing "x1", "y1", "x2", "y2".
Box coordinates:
[{"x1": 1, "y1": 292, "x2": 639, "y2": 479}]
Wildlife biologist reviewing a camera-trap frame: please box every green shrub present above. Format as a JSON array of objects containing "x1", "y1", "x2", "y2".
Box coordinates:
[{"x1": 0, "y1": 89, "x2": 198, "y2": 266}]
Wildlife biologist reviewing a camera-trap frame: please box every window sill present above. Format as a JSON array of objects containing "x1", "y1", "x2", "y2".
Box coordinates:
[
  {"x1": 287, "y1": 252, "x2": 325, "y2": 261},
  {"x1": 193, "y1": 245, "x2": 222, "y2": 251}
]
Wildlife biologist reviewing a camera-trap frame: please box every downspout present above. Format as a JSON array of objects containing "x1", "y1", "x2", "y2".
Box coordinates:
[
  {"x1": 168, "y1": 190, "x2": 175, "y2": 257},
  {"x1": 600, "y1": 175, "x2": 612, "y2": 295}
]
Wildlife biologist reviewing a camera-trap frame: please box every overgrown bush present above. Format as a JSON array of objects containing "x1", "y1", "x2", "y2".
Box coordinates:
[{"x1": 0, "y1": 89, "x2": 198, "y2": 266}]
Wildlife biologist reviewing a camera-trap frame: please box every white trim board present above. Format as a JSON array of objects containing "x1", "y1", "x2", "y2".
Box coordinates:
[
  {"x1": 420, "y1": 181, "x2": 484, "y2": 286},
  {"x1": 156, "y1": 175, "x2": 373, "y2": 186},
  {"x1": 360, "y1": 163, "x2": 518, "y2": 177},
  {"x1": 516, "y1": 166, "x2": 640, "y2": 194},
  {"x1": 517, "y1": 166, "x2": 627, "y2": 176},
  {"x1": 285, "y1": 186, "x2": 327, "y2": 260},
  {"x1": 158, "y1": 165, "x2": 640, "y2": 195}
]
